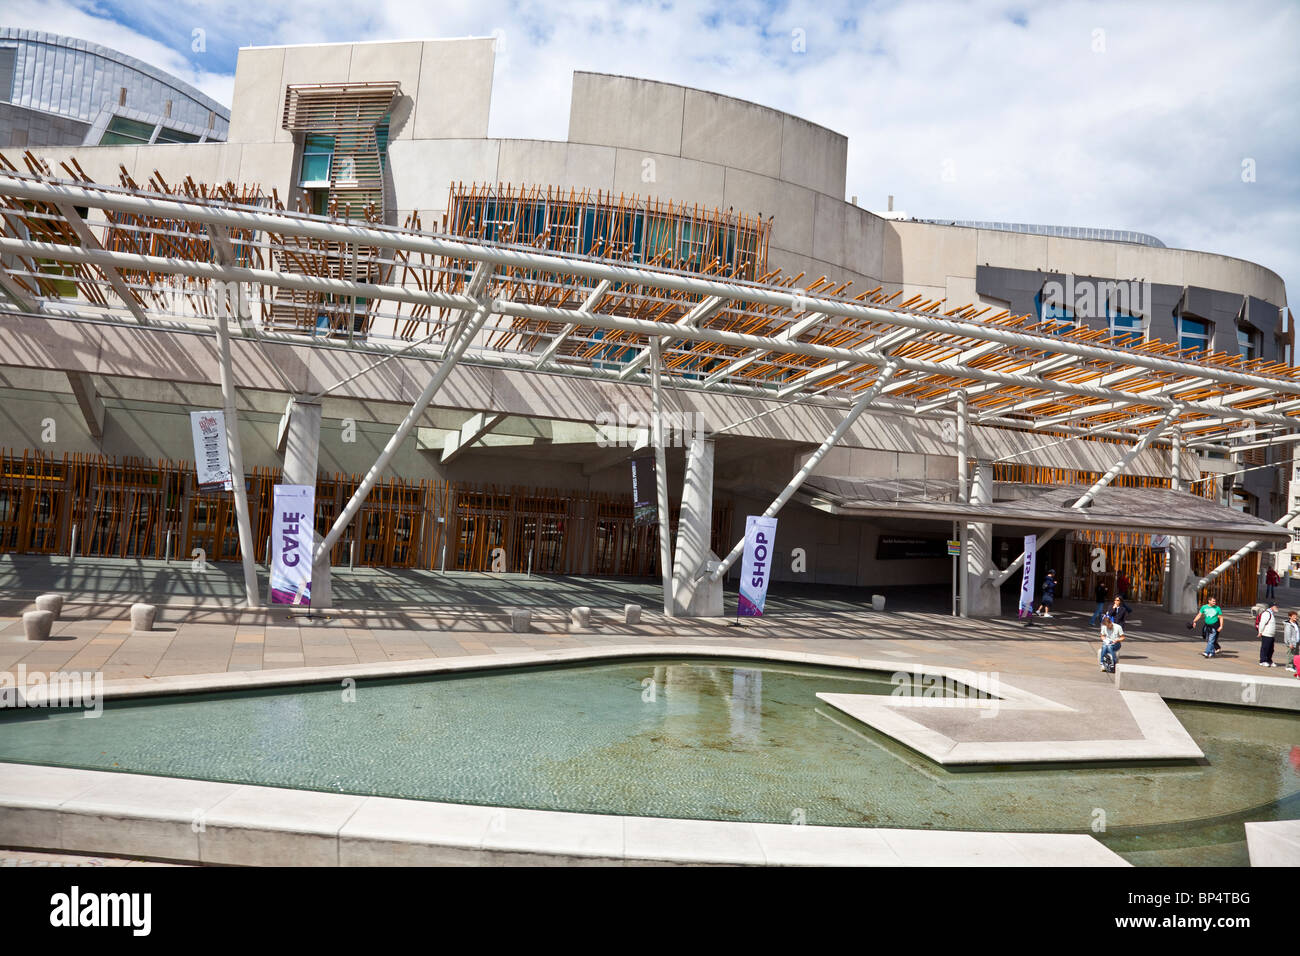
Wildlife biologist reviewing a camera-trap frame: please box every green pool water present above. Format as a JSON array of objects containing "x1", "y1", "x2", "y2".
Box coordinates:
[{"x1": 1, "y1": 657, "x2": 1296, "y2": 865}]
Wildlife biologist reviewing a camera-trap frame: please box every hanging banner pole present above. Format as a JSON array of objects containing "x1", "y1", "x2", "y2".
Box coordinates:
[
  {"x1": 738, "y1": 515, "x2": 778, "y2": 619},
  {"x1": 1018, "y1": 533, "x2": 1037, "y2": 620},
  {"x1": 270, "y1": 484, "x2": 315, "y2": 606}
]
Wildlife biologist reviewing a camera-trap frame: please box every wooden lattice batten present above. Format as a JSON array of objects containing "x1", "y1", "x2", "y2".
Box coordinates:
[
  {"x1": 2, "y1": 157, "x2": 1298, "y2": 457},
  {"x1": 282, "y1": 81, "x2": 399, "y2": 220},
  {"x1": 0, "y1": 449, "x2": 731, "y2": 578},
  {"x1": 1068, "y1": 531, "x2": 1261, "y2": 609},
  {"x1": 993, "y1": 462, "x2": 1216, "y2": 499}
]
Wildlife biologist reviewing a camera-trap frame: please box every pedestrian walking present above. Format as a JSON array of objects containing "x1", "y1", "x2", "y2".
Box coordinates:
[
  {"x1": 1191, "y1": 597, "x2": 1224, "y2": 658},
  {"x1": 1036, "y1": 570, "x2": 1057, "y2": 618},
  {"x1": 1285, "y1": 611, "x2": 1300, "y2": 674},
  {"x1": 1089, "y1": 579, "x2": 1109, "y2": 627},
  {"x1": 1256, "y1": 600, "x2": 1279, "y2": 667},
  {"x1": 1266, "y1": 566, "x2": 1280, "y2": 600}
]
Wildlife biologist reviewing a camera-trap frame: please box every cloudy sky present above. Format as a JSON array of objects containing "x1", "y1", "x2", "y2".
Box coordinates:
[{"x1": 8, "y1": 0, "x2": 1299, "y2": 300}]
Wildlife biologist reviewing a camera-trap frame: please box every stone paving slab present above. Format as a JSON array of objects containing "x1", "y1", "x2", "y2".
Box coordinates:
[
  {"x1": 1117, "y1": 663, "x2": 1300, "y2": 711},
  {"x1": 1244, "y1": 820, "x2": 1300, "y2": 866}
]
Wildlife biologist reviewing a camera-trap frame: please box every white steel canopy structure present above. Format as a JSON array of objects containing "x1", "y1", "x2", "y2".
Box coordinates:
[
  {"x1": 0, "y1": 163, "x2": 1294, "y2": 612},
  {"x1": 1, "y1": 166, "x2": 1296, "y2": 448}
]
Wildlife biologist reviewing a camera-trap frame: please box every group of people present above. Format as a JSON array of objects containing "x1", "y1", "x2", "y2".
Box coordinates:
[
  {"x1": 1192, "y1": 597, "x2": 1300, "y2": 670},
  {"x1": 1026, "y1": 567, "x2": 1300, "y2": 675}
]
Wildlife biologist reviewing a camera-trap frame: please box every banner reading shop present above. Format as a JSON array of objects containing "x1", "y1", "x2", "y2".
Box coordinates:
[
  {"x1": 270, "y1": 484, "x2": 315, "y2": 605},
  {"x1": 1018, "y1": 533, "x2": 1037, "y2": 619},
  {"x1": 189, "y1": 410, "x2": 232, "y2": 492},
  {"x1": 738, "y1": 515, "x2": 778, "y2": 618}
]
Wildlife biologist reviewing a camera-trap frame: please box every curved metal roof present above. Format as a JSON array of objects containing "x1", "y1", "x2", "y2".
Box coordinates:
[{"x1": 913, "y1": 218, "x2": 1165, "y2": 248}]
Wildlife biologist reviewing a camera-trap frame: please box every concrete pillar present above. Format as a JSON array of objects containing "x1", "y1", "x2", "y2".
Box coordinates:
[
  {"x1": 672, "y1": 436, "x2": 722, "y2": 616},
  {"x1": 965, "y1": 460, "x2": 1000, "y2": 617},
  {"x1": 1165, "y1": 430, "x2": 1197, "y2": 615},
  {"x1": 281, "y1": 399, "x2": 332, "y2": 608}
]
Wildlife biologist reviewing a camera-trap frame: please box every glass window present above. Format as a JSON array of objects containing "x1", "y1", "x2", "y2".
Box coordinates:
[
  {"x1": 1237, "y1": 325, "x2": 1258, "y2": 361},
  {"x1": 678, "y1": 220, "x2": 713, "y2": 266},
  {"x1": 1034, "y1": 290, "x2": 1074, "y2": 332},
  {"x1": 644, "y1": 214, "x2": 677, "y2": 263},
  {"x1": 0, "y1": 47, "x2": 15, "y2": 103},
  {"x1": 375, "y1": 119, "x2": 389, "y2": 170},
  {"x1": 1109, "y1": 313, "x2": 1143, "y2": 347},
  {"x1": 99, "y1": 116, "x2": 156, "y2": 145},
  {"x1": 517, "y1": 201, "x2": 545, "y2": 243},
  {"x1": 300, "y1": 134, "x2": 334, "y2": 185},
  {"x1": 156, "y1": 126, "x2": 200, "y2": 144},
  {"x1": 1179, "y1": 317, "x2": 1211, "y2": 353},
  {"x1": 580, "y1": 207, "x2": 599, "y2": 255}
]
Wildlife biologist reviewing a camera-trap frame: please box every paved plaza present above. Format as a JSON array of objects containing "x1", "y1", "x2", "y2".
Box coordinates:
[
  {"x1": 1, "y1": 554, "x2": 1292, "y2": 687},
  {"x1": 2, "y1": 554, "x2": 1296, "y2": 867}
]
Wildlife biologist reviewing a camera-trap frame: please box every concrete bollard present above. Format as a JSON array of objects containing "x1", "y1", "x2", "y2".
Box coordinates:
[
  {"x1": 571, "y1": 606, "x2": 592, "y2": 629},
  {"x1": 130, "y1": 603, "x2": 158, "y2": 632},
  {"x1": 624, "y1": 604, "x2": 642, "y2": 625},
  {"x1": 509, "y1": 609, "x2": 531, "y2": 633},
  {"x1": 23, "y1": 610, "x2": 54, "y2": 641},
  {"x1": 871, "y1": 594, "x2": 886, "y2": 611},
  {"x1": 35, "y1": 594, "x2": 64, "y2": 619}
]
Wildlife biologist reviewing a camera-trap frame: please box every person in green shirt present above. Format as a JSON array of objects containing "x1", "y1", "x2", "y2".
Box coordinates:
[{"x1": 1191, "y1": 597, "x2": 1224, "y2": 658}]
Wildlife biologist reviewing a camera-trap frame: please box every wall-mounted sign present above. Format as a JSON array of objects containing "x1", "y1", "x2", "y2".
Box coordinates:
[
  {"x1": 876, "y1": 536, "x2": 948, "y2": 560},
  {"x1": 189, "y1": 410, "x2": 231, "y2": 492}
]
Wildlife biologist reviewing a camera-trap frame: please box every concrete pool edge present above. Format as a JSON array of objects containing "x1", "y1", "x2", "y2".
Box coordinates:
[
  {"x1": 0, "y1": 762, "x2": 1130, "y2": 867},
  {"x1": 1116, "y1": 664, "x2": 1300, "y2": 712},
  {"x1": 14, "y1": 643, "x2": 1010, "y2": 704},
  {"x1": 11, "y1": 642, "x2": 1206, "y2": 766},
  {"x1": 3, "y1": 644, "x2": 1278, "y2": 866}
]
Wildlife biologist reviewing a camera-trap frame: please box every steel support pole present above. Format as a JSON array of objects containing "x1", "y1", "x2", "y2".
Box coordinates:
[
  {"x1": 215, "y1": 309, "x2": 260, "y2": 607},
  {"x1": 1196, "y1": 507, "x2": 1300, "y2": 590},
  {"x1": 650, "y1": 338, "x2": 674, "y2": 616},
  {"x1": 991, "y1": 528, "x2": 1062, "y2": 588},
  {"x1": 1071, "y1": 408, "x2": 1179, "y2": 510},
  {"x1": 709, "y1": 361, "x2": 901, "y2": 583},
  {"x1": 1164, "y1": 428, "x2": 1196, "y2": 613},
  {"x1": 956, "y1": 390, "x2": 969, "y2": 617},
  {"x1": 4, "y1": 175, "x2": 1293, "y2": 397},
  {"x1": 7, "y1": 225, "x2": 1298, "y2": 430},
  {"x1": 314, "y1": 266, "x2": 494, "y2": 564}
]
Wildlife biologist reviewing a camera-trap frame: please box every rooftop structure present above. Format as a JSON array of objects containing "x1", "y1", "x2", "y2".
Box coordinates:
[{"x1": 0, "y1": 28, "x2": 230, "y2": 149}]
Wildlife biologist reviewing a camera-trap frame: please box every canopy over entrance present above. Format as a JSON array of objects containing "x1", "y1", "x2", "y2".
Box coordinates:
[{"x1": 798, "y1": 476, "x2": 1291, "y2": 547}]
